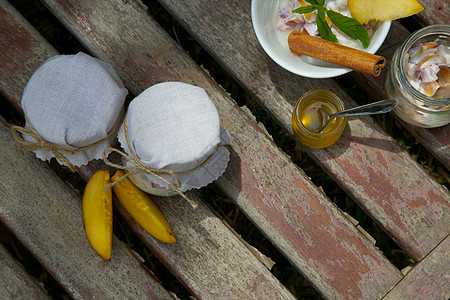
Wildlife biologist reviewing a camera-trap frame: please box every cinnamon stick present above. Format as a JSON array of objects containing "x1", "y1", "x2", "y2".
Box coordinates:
[{"x1": 288, "y1": 30, "x2": 386, "y2": 76}]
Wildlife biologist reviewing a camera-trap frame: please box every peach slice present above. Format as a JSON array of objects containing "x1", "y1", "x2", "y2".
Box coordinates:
[
  {"x1": 82, "y1": 170, "x2": 113, "y2": 261},
  {"x1": 348, "y1": 0, "x2": 424, "y2": 24},
  {"x1": 111, "y1": 171, "x2": 176, "y2": 244}
]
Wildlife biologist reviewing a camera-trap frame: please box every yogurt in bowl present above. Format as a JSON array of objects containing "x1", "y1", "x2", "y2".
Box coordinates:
[{"x1": 251, "y1": 0, "x2": 391, "y2": 78}]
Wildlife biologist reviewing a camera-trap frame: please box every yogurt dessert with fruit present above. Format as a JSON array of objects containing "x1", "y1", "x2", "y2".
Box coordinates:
[
  {"x1": 404, "y1": 42, "x2": 450, "y2": 99},
  {"x1": 275, "y1": 0, "x2": 424, "y2": 54},
  {"x1": 275, "y1": 0, "x2": 376, "y2": 50}
]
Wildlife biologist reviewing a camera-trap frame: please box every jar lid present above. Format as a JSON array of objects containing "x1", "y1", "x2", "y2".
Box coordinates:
[
  {"x1": 118, "y1": 81, "x2": 230, "y2": 192},
  {"x1": 20, "y1": 52, "x2": 128, "y2": 167}
]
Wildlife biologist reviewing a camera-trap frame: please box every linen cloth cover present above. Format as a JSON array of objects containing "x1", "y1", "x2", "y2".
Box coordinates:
[
  {"x1": 118, "y1": 81, "x2": 231, "y2": 192},
  {"x1": 21, "y1": 52, "x2": 128, "y2": 167}
]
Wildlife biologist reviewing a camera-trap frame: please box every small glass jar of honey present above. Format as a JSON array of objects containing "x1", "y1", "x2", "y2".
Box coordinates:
[{"x1": 292, "y1": 89, "x2": 346, "y2": 148}]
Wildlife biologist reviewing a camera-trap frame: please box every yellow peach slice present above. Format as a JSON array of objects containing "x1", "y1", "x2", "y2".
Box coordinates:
[
  {"x1": 437, "y1": 66, "x2": 450, "y2": 86},
  {"x1": 111, "y1": 171, "x2": 176, "y2": 244},
  {"x1": 421, "y1": 81, "x2": 440, "y2": 97},
  {"x1": 82, "y1": 170, "x2": 113, "y2": 261},
  {"x1": 348, "y1": 0, "x2": 424, "y2": 24}
]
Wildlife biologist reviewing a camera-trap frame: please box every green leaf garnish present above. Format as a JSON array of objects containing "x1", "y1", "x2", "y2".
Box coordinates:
[
  {"x1": 304, "y1": 0, "x2": 320, "y2": 5},
  {"x1": 293, "y1": 5, "x2": 319, "y2": 15},
  {"x1": 326, "y1": 10, "x2": 370, "y2": 48},
  {"x1": 291, "y1": 2, "x2": 371, "y2": 48},
  {"x1": 305, "y1": 0, "x2": 324, "y2": 5},
  {"x1": 316, "y1": 8, "x2": 338, "y2": 44}
]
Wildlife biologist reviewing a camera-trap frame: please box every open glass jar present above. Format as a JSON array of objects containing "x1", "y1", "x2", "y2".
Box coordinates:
[
  {"x1": 292, "y1": 89, "x2": 346, "y2": 148},
  {"x1": 385, "y1": 25, "x2": 450, "y2": 128}
]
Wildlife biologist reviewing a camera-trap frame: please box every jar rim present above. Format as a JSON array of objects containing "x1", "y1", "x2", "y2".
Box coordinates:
[
  {"x1": 293, "y1": 89, "x2": 346, "y2": 138},
  {"x1": 398, "y1": 24, "x2": 450, "y2": 104}
]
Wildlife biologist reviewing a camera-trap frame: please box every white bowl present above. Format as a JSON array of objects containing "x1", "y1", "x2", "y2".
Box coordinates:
[{"x1": 251, "y1": 0, "x2": 391, "y2": 78}]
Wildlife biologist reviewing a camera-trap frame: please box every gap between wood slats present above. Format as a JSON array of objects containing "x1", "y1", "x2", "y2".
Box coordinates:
[
  {"x1": 151, "y1": 0, "x2": 449, "y2": 263},
  {"x1": 2, "y1": 2, "x2": 317, "y2": 298},
  {"x1": 143, "y1": 0, "x2": 418, "y2": 271}
]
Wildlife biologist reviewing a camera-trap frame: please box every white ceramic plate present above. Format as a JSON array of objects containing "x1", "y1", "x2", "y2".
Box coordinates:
[{"x1": 251, "y1": 0, "x2": 391, "y2": 78}]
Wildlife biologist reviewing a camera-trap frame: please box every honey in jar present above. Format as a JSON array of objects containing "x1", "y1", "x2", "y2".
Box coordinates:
[{"x1": 292, "y1": 89, "x2": 346, "y2": 148}]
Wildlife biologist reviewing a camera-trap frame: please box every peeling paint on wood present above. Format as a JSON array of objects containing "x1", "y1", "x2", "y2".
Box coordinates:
[
  {"x1": 352, "y1": 22, "x2": 450, "y2": 170},
  {"x1": 156, "y1": 0, "x2": 450, "y2": 262},
  {"x1": 0, "y1": 2, "x2": 57, "y2": 113},
  {"x1": 383, "y1": 235, "x2": 450, "y2": 300},
  {"x1": 0, "y1": 3, "x2": 297, "y2": 299},
  {"x1": 2, "y1": 0, "x2": 448, "y2": 299},
  {"x1": 0, "y1": 116, "x2": 175, "y2": 300},
  {"x1": 0, "y1": 244, "x2": 50, "y2": 300}
]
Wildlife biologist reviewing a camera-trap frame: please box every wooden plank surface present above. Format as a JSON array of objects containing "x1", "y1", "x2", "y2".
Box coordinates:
[
  {"x1": 156, "y1": 0, "x2": 450, "y2": 262},
  {"x1": 356, "y1": 60, "x2": 450, "y2": 169},
  {"x1": 383, "y1": 234, "x2": 450, "y2": 300},
  {"x1": 0, "y1": 2, "x2": 297, "y2": 299},
  {"x1": 0, "y1": 0, "x2": 58, "y2": 114},
  {"x1": 415, "y1": 0, "x2": 449, "y2": 26},
  {"x1": 352, "y1": 5, "x2": 450, "y2": 170},
  {"x1": 2, "y1": 0, "x2": 406, "y2": 299},
  {"x1": 0, "y1": 115, "x2": 175, "y2": 300},
  {"x1": 0, "y1": 2, "x2": 172, "y2": 299},
  {"x1": 0, "y1": 243, "x2": 50, "y2": 300}
]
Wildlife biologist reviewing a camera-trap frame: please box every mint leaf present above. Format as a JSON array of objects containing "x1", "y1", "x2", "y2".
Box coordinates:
[
  {"x1": 305, "y1": 0, "x2": 324, "y2": 5},
  {"x1": 316, "y1": 8, "x2": 338, "y2": 43},
  {"x1": 326, "y1": 10, "x2": 370, "y2": 48},
  {"x1": 291, "y1": 2, "x2": 371, "y2": 48},
  {"x1": 304, "y1": 0, "x2": 319, "y2": 5},
  {"x1": 293, "y1": 5, "x2": 318, "y2": 15}
]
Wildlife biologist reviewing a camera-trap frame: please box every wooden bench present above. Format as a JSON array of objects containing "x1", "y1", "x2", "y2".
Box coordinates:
[{"x1": 0, "y1": 0, "x2": 448, "y2": 299}]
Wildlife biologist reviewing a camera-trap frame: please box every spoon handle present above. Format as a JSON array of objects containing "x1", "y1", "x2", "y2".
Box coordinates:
[{"x1": 331, "y1": 99, "x2": 397, "y2": 119}]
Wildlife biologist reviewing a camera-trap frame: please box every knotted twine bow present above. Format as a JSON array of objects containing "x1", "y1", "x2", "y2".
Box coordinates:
[
  {"x1": 11, "y1": 114, "x2": 121, "y2": 172},
  {"x1": 102, "y1": 114, "x2": 200, "y2": 209}
]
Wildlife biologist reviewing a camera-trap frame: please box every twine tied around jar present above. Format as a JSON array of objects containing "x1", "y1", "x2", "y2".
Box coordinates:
[
  {"x1": 102, "y1": 114, "x2": 210, "y2": 209},
  {"x1": 11, "y1": 114, "x2": 122, "y2": 173}
]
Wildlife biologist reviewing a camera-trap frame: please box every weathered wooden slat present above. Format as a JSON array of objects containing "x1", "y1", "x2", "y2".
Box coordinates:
[
  {"x1": 0, "y1": 0, "x2": 58, "y2": 115},
  {"x1": 156, "y1": 0, "x2": 450, "y2": 261},
  {"x1": 0, "y1": 115, "x2": 175, "y2": 300},
  {"x1": 0, "y1": 2, "x2": 175, "y2": 299},
  {"x1": 0, "y1": 2, "x2": 297, "y2": 299},
  {"x1": 352, "y1": 17, "x2": 449, "y2": 170},
  {"x1": 38, "y1": 0, "x2": 406, "y2": 299},
  {"x1": 415, "y1": 0, "x2": 449, "y2": 26},
  {"x1": 382, "y1": 234, "x2": 450, "y2": 300},
  {"x1": 0, "y1": 243, "x2": 50, "y2": 300}
]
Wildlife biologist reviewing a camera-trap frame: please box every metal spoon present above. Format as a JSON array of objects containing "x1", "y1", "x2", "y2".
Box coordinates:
[{"x1": 316, "y1": 99, "x2": 397, "y2": 132}]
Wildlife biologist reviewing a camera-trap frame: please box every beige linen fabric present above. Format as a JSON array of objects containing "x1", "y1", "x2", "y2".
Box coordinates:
[
  {"x1": 21, "y1": 52, "x2": 128, "y2": 167},
  {"x1": 118, "y1": 81, "x2": 230, "y2": 192}
]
